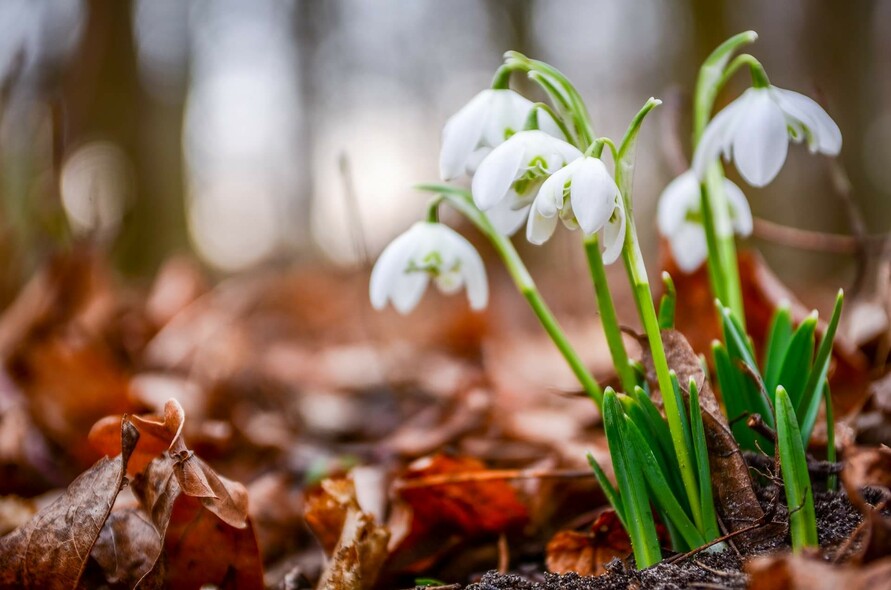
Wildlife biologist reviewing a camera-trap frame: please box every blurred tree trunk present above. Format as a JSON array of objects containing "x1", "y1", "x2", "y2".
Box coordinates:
[{"x1": 62, "y1": 0, "x2": 186, "y2": 277}]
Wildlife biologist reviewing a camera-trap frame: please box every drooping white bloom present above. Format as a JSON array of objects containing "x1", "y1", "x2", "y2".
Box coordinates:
[
  {"x1": 526, "y1": 156, "x2": 626, "y2": 262},
  {"x1": 370, "y1": 222, "x2": 488, "y2": 314},
  {"x1": 471, "y1": 130, "x2": 582, "y2": 235},
  {"x1": 692, "y1": 86, "x2": 841, "y2": 187},
  {"x1": 657, "y1": 170, "x2": 752, "y2": 273},
  {"x1": 440, "y1": 89, "x2": 563, "y2": 181}
]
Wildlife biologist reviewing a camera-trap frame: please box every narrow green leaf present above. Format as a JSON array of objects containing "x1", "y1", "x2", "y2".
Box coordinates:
[
  {"x1": 625, "y1": 417, "x2": 706, "y2": 549},
  {"x1": 712, "y1": 341, "x2": 757, "y2": 451},
  {"x1": 763, "y1": 305, "x2": 793, "y2": 393},
  {"x1": 720, "y1": 305, "x2": 757, "y2": 368},
  {"x1": 688, "y1": 378, "x2": 720, "y2": 541},
  {"x1": 586, "y1": 452, "x2": 626, "y2": 528},
  {"x1": 798, "y1": 290, "x2": 844, "y2": 444},
  {"x1": 658, "y1": 271, "x2": 676, "y2": 330},
  {"x1": 775, "y1": 386, "x2": 818, "y2": 552},
  {"x1": 603, "y1": 390, "x2": 662, "y2": 568},
  {"x1": 777, "y1": 313, "x2": 817, "y2": 408},
  {"x1": 824, "y1": 382, "x2": 837, "y2": 491},
  {"x1": 628, "y1": 387, "x2": 688, "y2": 511}
]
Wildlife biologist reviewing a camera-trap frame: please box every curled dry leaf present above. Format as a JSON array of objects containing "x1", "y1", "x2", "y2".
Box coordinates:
[
  {"x1": 644, "y1": 330, "x2": 768, "y2": 545},
  {"x1": 746, "y1": 553, "x2": 891, "y2": 590},
  {"x1": 545, "y1": 509, "x2": 631, "y2": 576},
  {"x1": 89, "y1": 397, "x2": 186, "y2": 475},
  {"x1": 841, "y1": 445, "x2": 891, "y2": 563},
  {"x1": 310, "y1": 477, "x2": 390, "y2": 590},
  {"x1": 130, "y1": 453, "x2": 263, "y2": 589},
  {"x1": 0, "y1": 419, "x2": 139, "y2": 590},
  {"x1": 90, "y1": 509, "x2": 166, "y2": 589}
]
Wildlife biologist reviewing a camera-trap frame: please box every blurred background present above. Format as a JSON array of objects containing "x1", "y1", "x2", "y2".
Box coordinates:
[{"x1": 0, "y1": 0, "x2": 886, "y2": 304}]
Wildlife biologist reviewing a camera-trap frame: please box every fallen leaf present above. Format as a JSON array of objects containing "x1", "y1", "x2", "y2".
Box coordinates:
[
  {"x1": 0, "y1": 419, "x2": 139, "y2": 589},
  {"x1": 90, "y1": 508, "x2": 166, "y2": 589},
  {"x1": 305, "y1": 477, "x2": 354, "y2": 556},
  {"x1": 746, "y1": 553, "x2": 891, "y2": 590},
  {"x1": 841, "y1": 445, "x2": 891, "y2": 563},
  {"x1": 131, "y1": 453, "x2": 263, "y2": 590},
  {"x1": 313, "y1": 478, "x2": 390, "y2": 590},
  {"x1": 545, "y1": 509, "x2": 631, "y2": 576},
  {"x1": 396, "y1": 454, "x2": 529, "y2": 538}
]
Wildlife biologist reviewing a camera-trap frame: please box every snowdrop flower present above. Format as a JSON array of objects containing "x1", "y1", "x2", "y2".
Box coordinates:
[
  {"x1": 440, "y1": 89, "x2": 563, "y2": 181},
  {"x1": 526, "y1": 157, "x2": 626, "y2": 263},
  {"x1": 657, "y1": 170, "x2": 752, "y2": 273},
  {"x1": 692, "y1": 86, "x2": 841, "y2": 187},
  {"x1": 370, "y1": 222, "x2": 488, "y2": 314},
  {"x1": 472, "y1": 130, "x2": 582, "y2": 234}
]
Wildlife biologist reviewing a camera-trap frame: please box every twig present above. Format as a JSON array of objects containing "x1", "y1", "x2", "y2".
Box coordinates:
[
  {"x1": 746, "y1": 414, "x2": 777, "y2": 444},
  {"x1": 497, "y1": 533, "x2": 510, "y2": 573},
  {"x1": 393, "y1": 467, "x2": 595, "y2": 490},
  {"x1": 752, "y1": 218, "x2": 888, "y2": 255}
]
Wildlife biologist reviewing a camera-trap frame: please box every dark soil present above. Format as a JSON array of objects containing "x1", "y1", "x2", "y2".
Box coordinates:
[{"x1": 459, "y1": 485, "x2": 874, "y2": 590}]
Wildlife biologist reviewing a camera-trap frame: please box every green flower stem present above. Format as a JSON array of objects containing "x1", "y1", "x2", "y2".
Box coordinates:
[
  {"x1": 692, "y1": 32, "x2": 759, "y2": 329},
  {"x1": 421, "y1": 185, "x2": 604, "y2": 407},
  {"x1": 526, "y1": 102, "x2": 574, "y2": 144},
  {"x1": 584, "y1": 235, "x2": 636, "y2": 393},
  {"x1": 615, "y1": 98, "x2": 703, "y2": 529}
]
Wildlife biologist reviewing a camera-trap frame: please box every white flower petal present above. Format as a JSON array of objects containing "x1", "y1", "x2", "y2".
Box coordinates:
[
  {"x1": 369, "y1": 226, "x2": 420, "y2": 309},
  {"x1": 446, "y1": 233, "x2": 489, "y2": 309},
  {"x1": 731, "y1": 89, "x2": 789, "y2": 187},
  {"x1": 571, "y1": 158, "x2": 618, "y2": 235},
  {"x1": 534, "y1": 165, "x2": 572, "y2": 218},
  {"x1": 526, "y1": 207, "x2": 560, "y2": 245},
  {"x1": 440, "y1": 90, "x2": 491, "y2": 180},
  {"x1": 485, "y1": 199, "x2": 530, "y2": 236},
  {"x1": 771, "y1": 87, "x2": 842, "y2": 156},
  {"x1": 657, "y1": 171, "x2": 700, "y2": 237},
  {"x1": 472, "y1": 136, "x2": 526, "y2": 210},
  {"x1": 691, "y1": 94, "x2": 746, "y2": 180},
  {"x1": 482, "y1": 90, "x2": 534, "y2": 146},
  {"x1": 670, "y1": 224, "x2": 709, "y2": 273},
  {"x1": 390, "y1": 272, "x2": 430, "y2": 314},
  {"x1": 601, "y1": 200, "x2": 626, "y2": 264},
  {"x1": 722, "y1": 178, "x2": 753, "y2": 237}
]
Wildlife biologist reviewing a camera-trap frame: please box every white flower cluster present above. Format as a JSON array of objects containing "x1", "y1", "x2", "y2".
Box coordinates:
[
  {"x1": 372, "y1": 71, "x2": 842, "y2": 313},
  {"x1": 658, "y1": 85, "x2": 840, "y2": 273}
]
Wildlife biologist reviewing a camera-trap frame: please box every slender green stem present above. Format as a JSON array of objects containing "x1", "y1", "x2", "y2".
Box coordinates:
[
  {"x1": 615, "y1": 98, "x2": 702, "y2": 526},
  {"x1": 718, "y1": 54, "x2": 770, "y2": 90},
  {"x1": 692, "y1": 34, "x2": 759, "y2": 328},
  {"x1": 584, "y1": 234, "x2": 636, "y2": 393},
  {"x1": 422, "y1": 186, "x2": 604, "y2": 406},
  {"x1": 527, "y1": 102, "x2": 574, "y2": 143}
]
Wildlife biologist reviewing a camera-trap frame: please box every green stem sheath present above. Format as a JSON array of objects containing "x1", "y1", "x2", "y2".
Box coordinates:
[{"x1": 614, "y1": 98, "x2": 702, "y2": 528}]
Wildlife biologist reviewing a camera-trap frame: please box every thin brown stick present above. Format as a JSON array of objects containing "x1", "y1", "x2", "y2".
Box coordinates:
[
  {"x1": 497, "y1": 533, "x2": 510, "y2": 573},
  {"x1": 752, "y1": 218, "x2": 889, "y2": 255},
  {"x1": 393, "y1": 467, "x2": 595, "y2": 490}
]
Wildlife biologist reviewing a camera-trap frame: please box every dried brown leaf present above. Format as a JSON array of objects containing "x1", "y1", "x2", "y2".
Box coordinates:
[
  {"x1": 90, "y1": 509, "x2": 165, "y2": 589},
  {"x1": 841, "y1": 445, "x2": 891, "y2": 563},
  {"x1": 545, "y1": 509, "x2": 631, "y2": 576},
  {"x1": 313, "y1": 478, "x2": 390, "y2": 590},
  {"x1": 397, "y1": 454, "x2": 529, "y2": 537},
  {"x1": 131, "y1": 453, "x2": 262, "y2": 590},
  {"x1": 0, "y1": 419, "x2": 139, "y2": 590},
  {"x1": 747, "y1": 553, "x2": 891, "y2": 590}
]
